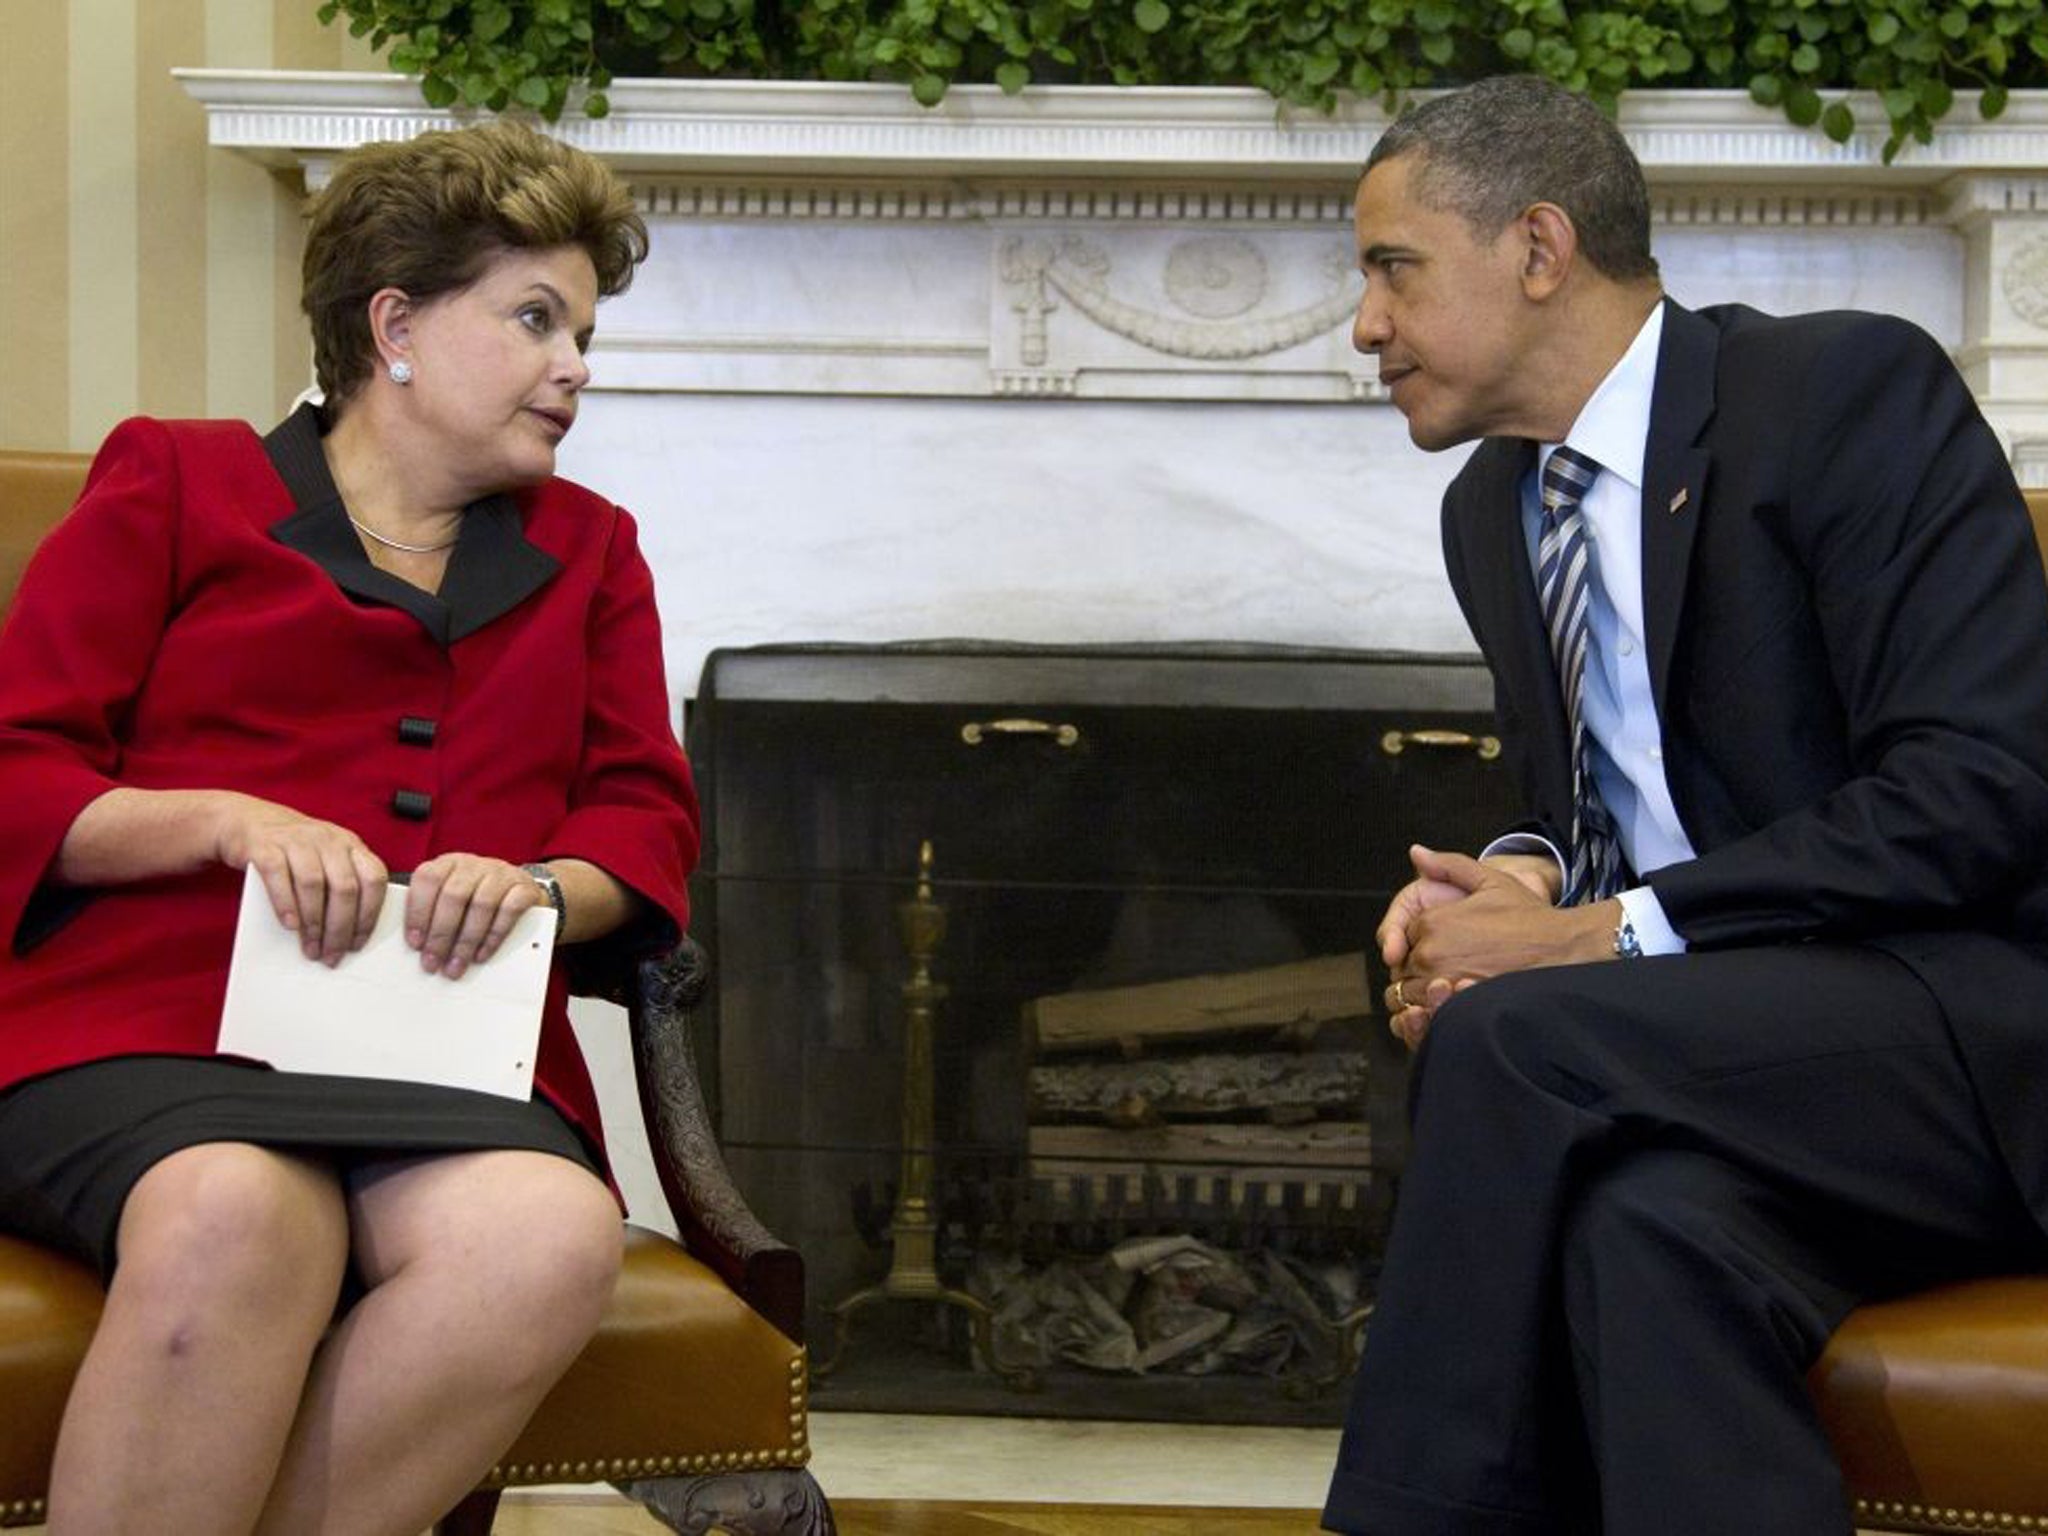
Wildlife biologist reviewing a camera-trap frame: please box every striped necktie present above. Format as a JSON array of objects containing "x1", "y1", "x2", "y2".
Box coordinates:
[{"x1": 1537, "y1": 445, "x2": 1627, "y2": 906}]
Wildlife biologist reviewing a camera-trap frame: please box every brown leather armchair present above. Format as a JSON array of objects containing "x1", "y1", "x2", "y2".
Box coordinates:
[{"x1": 0, "y1": 449, "x2": 833, "y2": 1535}]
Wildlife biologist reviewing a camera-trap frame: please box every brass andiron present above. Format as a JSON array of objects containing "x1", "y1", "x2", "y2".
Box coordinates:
[{"x1": 816, "y1": 840, "x2": 1035, "y2": 1389}]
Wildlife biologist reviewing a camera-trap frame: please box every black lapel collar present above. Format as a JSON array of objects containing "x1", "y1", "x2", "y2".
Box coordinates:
[
  {"x1": 261, "y1": 402, "x2": 560, "y2": 647},
  {"x1": 1461, "y1": 436, "x2": 1556, "y2": 715},
  {"x1": 434, "y1": 497, "x2": 562, "y2": 642},
  {"x1": 1641, "y1": 299, "x2": 1715, "y2": 708},
  {"x1": 1461, "y1": 436, "x2": 1544, "y2": 645},
  {"x1": 1459, "y1": 436, "x2": 1578, "y2": 819}
]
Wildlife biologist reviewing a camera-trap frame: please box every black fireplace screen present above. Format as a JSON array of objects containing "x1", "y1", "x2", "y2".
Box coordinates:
[{"x1": 684, "y1": 642, "x2": 1517, "y2": 1424}]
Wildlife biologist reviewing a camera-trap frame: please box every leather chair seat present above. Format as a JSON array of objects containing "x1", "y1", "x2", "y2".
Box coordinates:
[
  {"x1": 492, "y1": 1228, "x2": 808, "y2": 1485},
  {"x1": 0, "y1": 1238, "x2": 101, "y2": 1527},
  {"x1": 0, "y1": 1227, "x2": 809, "y2": 1528},
  {"x1": 1814, "y1": 1276, "x2": 2048, "y2": 1535}
]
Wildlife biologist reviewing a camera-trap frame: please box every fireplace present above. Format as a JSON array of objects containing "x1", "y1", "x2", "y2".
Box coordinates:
[{"x1": 684, "y1": 641, "x2": 1518, "y2": 1423}]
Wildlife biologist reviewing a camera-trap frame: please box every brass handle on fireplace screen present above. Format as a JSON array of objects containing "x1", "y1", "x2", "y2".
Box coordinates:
[
  {"x1": 1381, "y1": 728, "x2": 1501, "y2": 761},
  {"x1": 960, "y1": 718, "x2": 1081, "y2": 747}
]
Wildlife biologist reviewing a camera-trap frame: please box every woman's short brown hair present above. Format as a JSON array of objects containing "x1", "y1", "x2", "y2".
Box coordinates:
[{"x1": 302, "y1": 120, "x2": 648, "y2": 404}]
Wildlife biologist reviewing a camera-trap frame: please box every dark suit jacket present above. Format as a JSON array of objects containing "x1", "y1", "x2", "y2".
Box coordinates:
[
  {"x1": 0, "y1": 409, "x2": 700, "y2": 1168},
  {"x1": 1442, "y1": 299, "x2": 2048, "y2": 1217}
]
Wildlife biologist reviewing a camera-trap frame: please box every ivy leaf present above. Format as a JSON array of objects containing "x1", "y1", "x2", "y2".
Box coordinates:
[
  {"x1": 1820, "y1": 100, "x2": 1854, "y2": 140},
  {"x1": 1790, "y1": 41, "x2": 1820, "y2": 71},
  {"x1": 1748, "y1": 71, "x2": 1785, "y2": 106},
  {"x1": 995, "y1": 60, "x2": 1031, "y2": 91},
  {"x1": 514, "y1": 73, "x2": 553, "y2": 107},
  {"x1": 1981, "y1": 83, "x2": 2009, "y2": 118},
  {"x1": 420, "y1": 71, "x2": 460, "y2": 107},
  {"x1": 1502, "y1": 26, "x2": 1535, "y2": 57},
  {"x1": 1785, "y1": 81, "x2": 1822, "y2": 124},
  {"x1": 1135, "y1": 0, "x2": 1171, "y2": 33},
  {"x1": 1938, "y1": 8, "x2": 1969, "y2": 37},
  {"x1": 1866, "y1": 12, "x2": 1899, "y2": 44},
  {"x1": 911, "y1": 72, "x2": 948, "y2": 106},
  {"x1": 473, "y1": 4, "x2": 514, "y2": 43}
]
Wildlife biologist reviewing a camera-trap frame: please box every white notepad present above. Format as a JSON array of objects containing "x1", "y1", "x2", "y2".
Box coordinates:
[{"x1": 217, "y1": 867, "x2": 557, "y2": 1100}]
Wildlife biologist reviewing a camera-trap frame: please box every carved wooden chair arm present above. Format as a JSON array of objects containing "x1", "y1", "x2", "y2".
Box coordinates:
[{"x1": 569, "y1": 937, "x2": 806, "y2": 1344}]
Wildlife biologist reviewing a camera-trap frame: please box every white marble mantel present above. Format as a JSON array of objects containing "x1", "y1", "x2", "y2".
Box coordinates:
[{"x1": 176, "y1": 71, "x2": 2048, "y2": 697}]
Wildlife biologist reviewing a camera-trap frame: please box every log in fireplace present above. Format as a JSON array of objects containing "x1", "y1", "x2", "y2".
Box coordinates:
[{"x1": 684, "y1": 641, "x2": 1518, "y2": 1423}]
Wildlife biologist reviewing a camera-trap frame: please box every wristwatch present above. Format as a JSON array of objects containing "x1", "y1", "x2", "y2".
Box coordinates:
[
  {"x1": 522, "y1": 862, "x2": 567, "y2": 942},
  {"x1": 1614, "y1": 911, "x2": 1644, "y2": 960}
]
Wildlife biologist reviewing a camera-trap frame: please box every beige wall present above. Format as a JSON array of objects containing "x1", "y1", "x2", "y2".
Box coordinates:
[{"x1": 0, "y1": 0, "x2": 382, "y2": 452}]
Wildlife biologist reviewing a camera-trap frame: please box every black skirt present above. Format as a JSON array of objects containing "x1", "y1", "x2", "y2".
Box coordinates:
[{"x1": 0, "y1": 1055, "x2": 599, "y2": 1280}]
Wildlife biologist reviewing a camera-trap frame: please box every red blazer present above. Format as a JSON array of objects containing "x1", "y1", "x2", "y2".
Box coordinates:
[{"x1": 0, "y1": 408, "x2": 700, "y2": 1171}]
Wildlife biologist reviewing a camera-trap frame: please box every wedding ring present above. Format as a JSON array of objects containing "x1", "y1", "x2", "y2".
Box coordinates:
[{"x1": 1392, "y1": 978, "x2": 1412, "y2": 1011}]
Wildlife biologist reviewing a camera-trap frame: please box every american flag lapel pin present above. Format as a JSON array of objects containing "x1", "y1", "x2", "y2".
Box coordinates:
[{"x1": 1668, "y1": 487, "x2": 1690, "y2": 514}]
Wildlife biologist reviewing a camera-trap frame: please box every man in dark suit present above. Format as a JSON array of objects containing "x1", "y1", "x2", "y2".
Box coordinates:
[{"x1": 1323, "y1": 75, "x2": 2048, "y2": 1535}]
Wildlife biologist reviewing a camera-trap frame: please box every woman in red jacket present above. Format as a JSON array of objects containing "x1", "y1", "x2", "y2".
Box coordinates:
[{"x1": 0, "y1": 121, "x2": 697, "y2": 1536}]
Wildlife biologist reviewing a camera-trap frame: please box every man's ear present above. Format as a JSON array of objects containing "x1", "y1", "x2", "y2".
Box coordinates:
[{"x1": 1518, "y1": 202, "x2": 1578, "y2": 301}]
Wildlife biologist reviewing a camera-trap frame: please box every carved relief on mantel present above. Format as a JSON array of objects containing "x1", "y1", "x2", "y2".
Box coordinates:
[
  {"x1": 2008, "y1": 236, "x2": 2048, "y2": 332},
  {"x1": 992, "y1": 230, "x2": 1372, "y2": 402}
]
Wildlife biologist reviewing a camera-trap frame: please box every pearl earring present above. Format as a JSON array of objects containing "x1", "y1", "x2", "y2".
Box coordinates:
[{"x1": 389, "y1": 360, "x2": 414, "y2": 385}]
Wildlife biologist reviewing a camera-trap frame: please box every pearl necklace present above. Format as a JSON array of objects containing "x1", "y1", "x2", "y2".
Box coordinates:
[{"x1": 348, "y1": 515, "x2": 458, "y2": 555}]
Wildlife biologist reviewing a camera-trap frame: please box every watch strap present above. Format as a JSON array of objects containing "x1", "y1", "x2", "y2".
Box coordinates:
[
  {"x1": 1614, "y1": 911, "x2": 1643, "y2": 960},
  {"x1": 521, "y1": 862, "x2": 567, "y2": 942}
]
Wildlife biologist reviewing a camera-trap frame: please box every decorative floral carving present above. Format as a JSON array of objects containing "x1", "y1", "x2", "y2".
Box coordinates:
[
  {"x1": 621, "y1": 1469, "x2": 836, "y2": 1534},
  {"x1": 998, "y1": 235, "x2": 1356, "y2": 363},
  {"x1": 1163, "y1": 236, "x2": 1267, "y2": 319},
  {"x1": 2004, "y1": 233, "x2": 2048, "y2": 331},
  {"x1": 631, "y1": 943, "x2": 792, "y2": 1270}
]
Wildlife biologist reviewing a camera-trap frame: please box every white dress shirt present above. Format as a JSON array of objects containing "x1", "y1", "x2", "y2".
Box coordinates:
[{"x1": 1485, "y1": 305, "x2": 1692, "y2": 954}]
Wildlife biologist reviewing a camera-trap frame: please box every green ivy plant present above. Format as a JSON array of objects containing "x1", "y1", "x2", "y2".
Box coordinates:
[
  {"x1": 320, "y1": 0, "x2": 2047, "y2": 160},
  {"x1": 316, "y1": 0, "x2": 765, "y2": 118}
]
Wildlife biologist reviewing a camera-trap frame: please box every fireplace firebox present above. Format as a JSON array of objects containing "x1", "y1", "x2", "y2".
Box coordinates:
[{"x1": 684, "y1": 642, "x2": 1518, "y2": 1423}]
